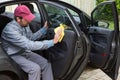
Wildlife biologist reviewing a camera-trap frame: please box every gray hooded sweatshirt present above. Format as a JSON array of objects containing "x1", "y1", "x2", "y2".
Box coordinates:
[{"x1": 1, "y1": 20, "x2": 54, "y2": 55}]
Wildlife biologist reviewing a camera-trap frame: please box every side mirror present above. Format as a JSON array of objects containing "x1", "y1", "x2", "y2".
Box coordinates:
[{"x1": 97, "y1": 21, "x2": 109, "y2": 28}]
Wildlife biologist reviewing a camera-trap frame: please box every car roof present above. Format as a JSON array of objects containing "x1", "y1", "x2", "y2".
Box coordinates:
[
  {"x1": 0, "y1": 0, "x2": 38, "y2": 4},
  {"x1": 0, "y1": 0, "x2": 13, "y2": 3}
]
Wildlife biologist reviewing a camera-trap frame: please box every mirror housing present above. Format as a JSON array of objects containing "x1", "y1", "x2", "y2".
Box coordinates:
[{"x1": 97, "y1": 21, "x2": 109, "y2": 28}]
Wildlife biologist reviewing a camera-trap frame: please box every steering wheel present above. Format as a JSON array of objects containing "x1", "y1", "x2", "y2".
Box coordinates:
[{"x1": 50, "y1": 14, "x2": 65, "y2": 27}]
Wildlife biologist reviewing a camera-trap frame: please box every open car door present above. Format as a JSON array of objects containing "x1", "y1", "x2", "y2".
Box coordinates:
[
  {"x1": 39, "y1": 1, "x2": 90, "y2": 80},
  {"x1": 89, "y1": 1, "x2": 120, "y2": 80}
]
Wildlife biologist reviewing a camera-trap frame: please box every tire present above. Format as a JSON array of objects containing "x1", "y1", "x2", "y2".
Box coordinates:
[{"x1": 0, "y1": 74, "x2": 13, "y2": 80}]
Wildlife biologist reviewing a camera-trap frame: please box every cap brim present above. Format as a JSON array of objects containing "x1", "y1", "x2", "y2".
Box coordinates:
[{"x1": 24, "y1": 13, "x2": 35, "y2": 22}]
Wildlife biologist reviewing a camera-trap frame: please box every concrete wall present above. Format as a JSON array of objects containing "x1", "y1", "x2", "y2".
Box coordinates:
[{"x1": 61, "y1": 0, "x2": 96, "y2": 15}]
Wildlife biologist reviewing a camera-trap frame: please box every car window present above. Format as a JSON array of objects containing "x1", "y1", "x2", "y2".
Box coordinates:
[
  {"x1": 30, "y1": 3, "x2": 41, "y2": 22},
  {"x1": 92, "y1": 4, "x2": 114, "y2": 30},
  {"x1": 68, "y1": 8, "x2": 90, "y2": 32},
  {"x1": 43, "y1": 4, "x2": 73, "y2": 29},
  {"x1": 3, "y1": 4, "x2": 18, "y2": 18},
  {"x1": 68, "y1": 9, "x2": 81, "y2": 24}
]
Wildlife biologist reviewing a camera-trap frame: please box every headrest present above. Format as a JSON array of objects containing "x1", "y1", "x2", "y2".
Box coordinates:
[
  {"x1": 0, "y1": 6, "x2": 5, "y2": 14},
  {"x1": 21, "y1": 3, "x2": 34, "y2": 13}
]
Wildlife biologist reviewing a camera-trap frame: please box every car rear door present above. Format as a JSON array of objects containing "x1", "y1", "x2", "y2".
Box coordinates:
[
  {"x1": 89, "y1": 1, "x2": 119, "y2": 80},
  {"x1": 45, "y1": 1, "x2": 120, "y2": 80},
  {"x1": 38, "y1": 1, "x2": 90, "y2": 80}
]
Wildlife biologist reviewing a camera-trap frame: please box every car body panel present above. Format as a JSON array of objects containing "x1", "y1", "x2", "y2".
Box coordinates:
[{"x1": 0, "y1": 44, "x2": 26, "y2": 80}]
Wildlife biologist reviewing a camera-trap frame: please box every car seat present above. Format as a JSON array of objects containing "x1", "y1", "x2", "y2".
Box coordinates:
[
  {"x1": 0, "y1": 6, "x2": 12, "y2": 35},
  {"x1": 21, "y1": 3, "x2": 35, "y2": 14}
]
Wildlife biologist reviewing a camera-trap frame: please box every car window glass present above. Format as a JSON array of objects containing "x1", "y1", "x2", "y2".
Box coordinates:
[
  {"x1": 30, "y1": 3, "x2": 41, "y2": 22},
  {"x1": 3, "y1": 4, "x2": 18, "y2": 18},
  {"x1": 68, "y1": 8, "x2": 90, "y2": 32},
  {"x1": 68, "y1": 9, "x2": 81, "y2": 24},
  {"x1": 43, "y1": 4, "x2": 73, "y2": 29},
  {"x1": 92, "y1": 4, "x2": 114, "y2": 30}
]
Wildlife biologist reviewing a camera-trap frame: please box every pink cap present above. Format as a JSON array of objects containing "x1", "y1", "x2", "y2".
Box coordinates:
[{"x1": 14, "y1": 5, "x2": 35, "y2": 22}]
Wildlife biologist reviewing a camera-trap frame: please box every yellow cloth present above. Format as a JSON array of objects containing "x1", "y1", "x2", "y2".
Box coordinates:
[{"x1": 54, "y1": 24, "x2": 65, "y2": 42}]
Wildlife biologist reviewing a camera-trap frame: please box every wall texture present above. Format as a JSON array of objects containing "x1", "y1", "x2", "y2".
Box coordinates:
[{"x1": 61, "y1": 0, "x2": 96, "y2": 15}]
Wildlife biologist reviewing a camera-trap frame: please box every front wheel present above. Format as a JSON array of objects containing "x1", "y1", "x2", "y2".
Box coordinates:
[
  {"x1": 0, "y1": 74, "x2": 13, "y2": 80},
  {"x1": 0, "y1": 71, "x2": 19, "y2": 80}
]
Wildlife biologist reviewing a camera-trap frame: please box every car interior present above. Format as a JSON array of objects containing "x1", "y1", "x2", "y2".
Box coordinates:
[{"x1": 0, "y1": 2, "x2": 83, "y2": 79}]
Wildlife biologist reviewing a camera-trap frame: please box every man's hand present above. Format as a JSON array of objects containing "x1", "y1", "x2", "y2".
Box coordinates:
[
  {"x1": 53, "y1": 28, "x2": 62, "y2": 44},
  {"x1": 44, "y1": 21, "x2": 48, "y2": 29}
]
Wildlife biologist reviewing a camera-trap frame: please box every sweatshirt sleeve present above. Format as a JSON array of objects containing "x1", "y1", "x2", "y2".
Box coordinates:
[
  {"x1": 1, "y1": 25, "x2": 54, "y2": 51},
  {"x1": 30, "y1": 27, "x2": 47, "y2": 41}
]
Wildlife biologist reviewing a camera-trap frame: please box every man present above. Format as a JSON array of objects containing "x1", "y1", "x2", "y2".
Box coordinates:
[{"x1": 1, "y1": 5, "x2": 62, "y2": 80}]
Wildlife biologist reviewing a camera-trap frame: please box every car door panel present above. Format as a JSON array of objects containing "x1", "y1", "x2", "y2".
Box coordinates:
[
  {"x1": 39, "y1": 1, "x2": 87, "y2": 80},
  {"x1": 89, "y1": 1, "x2": 119, "y2": 80},
  {"x1": 40, "y1": 1, "x2": 89, "y2": 79},
  {"x1": 89, "y1": 27, "x2": 114, "y2": 67}
]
